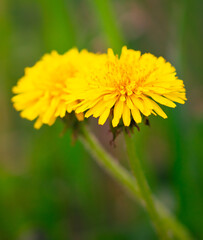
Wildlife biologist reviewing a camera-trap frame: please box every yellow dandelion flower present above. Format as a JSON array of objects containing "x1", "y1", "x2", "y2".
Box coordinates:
[
  {"x1": 12, "y1": 48, "x2": 101, "y2": 129},
  {"x1": 70, "y1": 46, "x2": 186, "y2": 127}
]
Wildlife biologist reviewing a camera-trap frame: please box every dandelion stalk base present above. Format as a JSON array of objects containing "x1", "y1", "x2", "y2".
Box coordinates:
[
  {"x1": 79, "y1": 125, "x2": 192, "y2": 240},
  {"x1": 124, "y1": 131, "x2": 172, "y2": 240}
]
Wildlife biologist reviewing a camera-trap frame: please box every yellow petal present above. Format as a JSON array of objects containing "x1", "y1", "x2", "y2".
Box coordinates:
[
  {"x1": 141, "y1": 96, "x2": 154, "y2": 110},
  {"x1": 75, "y1": 101, "x2": 92, "y2": 113},
  {"x1": 98, "y1": 108, "x2": 110, "y2": 125},
  {"x1": 104, "y1": 96, "x2": 117, "y2": 109},
  {"x1": 42, "y1": 98, "x2": 59, "y2": 124},
  {"x1": 34, "y1": 117, "x2": 43, "y2": 129},
  {"x1": 163, "y1": 94, "x2": 185, "y2": 104},
  {"x1": 112, "y1": 99, "x2": 124, "y2": 127},
  {"x1": 47, "y1": 114, "x2": 56, "y2": 126},
  {"x1": 140, "y1": 99, "x2": 151, "y2": 116},
  {"x1": 20, "y1": 101, "x2": 43, "y2": 120},
  {"x1": 75, "y1": 97, "x2": 102, "y2": 113},
  {"x1": 149, "y1": 99, "x2": 168, "y2": 119},
  {"x1": 85, "y1": 100, "x2": 104, "y2": 118},
  {"x1": 131, "y1": 107, "x2": 142, "y2": 123},
  {"x1": 147, "y1": 93, "x2": 176, "y2": 108},
  {"x1": 107, "y1": 48, "x2": 115, "y2": 59},
  {"x1": 122, "y1": 104, "x2": 131, "y2": 126},
  {"x1": 55, "y1": 102, "x2": 66, "y2": 118},
  {"x1": 126, "y1": 97, "x2": 134, "y2": 109},
  {"x1": 75, "y1": 112, "x2": 84, "y2": 121},
  {"x1": 131, "y1": 96, "x2": 151, "y2": 116},
  {"x1": 130, "y1": 95, "x2": 144, "y2": 112}
]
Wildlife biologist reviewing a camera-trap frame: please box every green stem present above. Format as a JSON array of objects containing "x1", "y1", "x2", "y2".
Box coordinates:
[
  {"x1": 79, "y1": 125, "x2": 192, "y2": 240},
  {"x1": 124, "y1": 131, "x2": 172, "y2": 240},
  {"x1": 79, "y1": 125, "x2": 142, "y2": 200}
]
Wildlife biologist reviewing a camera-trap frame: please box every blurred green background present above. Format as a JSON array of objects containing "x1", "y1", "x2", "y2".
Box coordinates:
[{"x1": 0, "y1": 0, "x2": 202, "y2": 239}]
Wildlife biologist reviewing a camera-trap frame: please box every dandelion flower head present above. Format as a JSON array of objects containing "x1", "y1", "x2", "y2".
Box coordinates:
[
  {"x1": 70, "y1": 46, "x2": 186, "y2": 127},
  {"x1": 12, "y1": 49, "x2": 101, "y2": 129}
]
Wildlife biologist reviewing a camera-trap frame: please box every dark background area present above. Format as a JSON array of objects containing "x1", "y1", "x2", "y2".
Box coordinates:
[{"x1": 0, "y1": 0, "x2": 202, "y2": 239}]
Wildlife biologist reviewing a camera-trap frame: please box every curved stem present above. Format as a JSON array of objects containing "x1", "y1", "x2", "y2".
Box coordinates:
[
  {"x1": 79, "y1": 125, "x2": 192, "y2": 240},
  {"x1": 124, "y1": 131, "x2": 172, "y2": 240},
  {"x1": 79, "y1": 125, "x2": 142, "y2": 200}
]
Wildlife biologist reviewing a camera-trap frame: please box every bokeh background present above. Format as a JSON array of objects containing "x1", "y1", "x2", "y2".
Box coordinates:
[{"x1": 0, "y1": 0, "x2": 203, "y2": 239}]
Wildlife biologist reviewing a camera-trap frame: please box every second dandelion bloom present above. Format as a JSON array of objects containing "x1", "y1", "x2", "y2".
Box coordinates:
[
  {"x1": 70, "y1": 46, "x2": 186, "y2": 127},
  {"x1": 12, "y1": 49, "x2": 103, "y2": 129}
]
